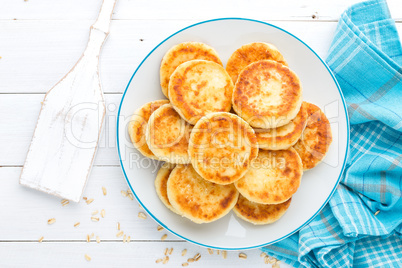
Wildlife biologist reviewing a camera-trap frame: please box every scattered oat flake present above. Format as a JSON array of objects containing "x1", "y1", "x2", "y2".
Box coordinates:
[
  {"x1": 374, "y1": 210, "x2": 380, "y2": 216},
  {"x1": 260, "y1": 252, "x2": 267, "y2": 258},
  {"x1": 83, "y1": 197, "x2": 87, "y2": 201},
  {"x1": 47, "y1": 218, "x2": 56, "y2": 225},
  {"x1": 163, "y1": 256, "x2": 169, "y2": 264},
  {"x1": 61, "y1": 199, "x2": 69, "y2": 206},
  {"x1": 269, "y1": 257, "x2": 277, "y2": 264},
  {"x1": 181, "y1": 249, "x2": 187, "y2": 256},
  {"x1": 155, "y1": 258, "x2": 163, "y2": 264},
  {"x1": 123, "y1": 235, "x2": 127, "y2": 243},
  {"x1": 157, "y1": 225, "x2": 164, "y2": 231},
  {"x1": 138, "y1": 212, "x2": 147, "y2": 219},
  {"x1": 128, "y1": 193, "x2": 134, "y2": 200},
  {"x1": 222, "y1": 250, "x2": 227, "y2": 259},
  {"x1": 182, "y1": 263, "x2": 188, "y2": 267},
  {"x1": 117, "y1": 222, "x2": 121, "y2": 231},
  {"x1": 38, "y1": 236, "x2": 44, "y2": 243},
  {"x1": 127, "y1": 189, "x2": 132, "y2": 194},
  {"x1": 121, "y1": 190, "x2": 127, "y2": 197},
  {"x1": 161, "y1": 234, "x2": 167, "y2": 240},
  {"x1": 116, "y1": 231, "x2": 124, "y2": 237},
  {"x1": 194, "y1": 253, "x2": 201, "y2": 261},
  {"x1": 91, "y1": 217, "x2": 99, "y2": 222},
  {"x1": 264, "y1": 255, "x2": 270, "y2": 264},
  {"x1": 92, "y1": 210, "x2": 98, "y2": 215},
  {"x1": 168, "y1": 248, "x2": 173, "y2": 255},
  {"x1": 102, "y1": 186, "x2": 107, "y2": 196},
  {"x1": 187, "y1": 258, "x2": 194, "y2": 263},
  {"x1": 207, "y1": 248, "x2": 213, "y2": 255},
  {"x1": 127, "y1": 236, "x2": 131, "y2": 243},
  {"x1": 239, "y1": 253, "x2": 247, "y2": 259},
  {"x1": 273, "y1": 264, "x2": 280, "y2": 268},
  {"x1": 74, "y1": 222, "x2": 80, "y2": 227},
  {"x1": 85, "y1": 254, "x2": 91, "y2": 261},
  {"x1": 86, "y1": 234, "x2": 90, "y2": 242},
  {"x1": 164, "y1": 248, "x2": 169, "y2": 255},
  {"x1": 96, "y1": 236, "x2": 100, "y2": 243},
  {"x1": 86, "y1": 198, "x2": 94, "y2": 205},
  {"x1": 101, "y1": 209, "x2": 105, "y2": 218},
  {"x1": 217, "y1": 250, "x2": 220, "y2": 255}
]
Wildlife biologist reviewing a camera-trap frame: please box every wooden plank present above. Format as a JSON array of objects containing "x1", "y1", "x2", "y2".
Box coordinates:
[
  {"x1": 389, "y1": 0, "x2": 402, "y2": 19},
  {"x1": 2, "y1": 18, "x2": 401, "y2": 94},
  {"x1": 2, "y1": 19, "x2": 401, "y2": 94},
  {"x1": 0, "y1": 166, "x2": 181, "y2": 241},
  {"x1": 0, "y1": 241, "x2": 289, "y2": 267},
  {"x1": 0, "y1": 0, "x2": 376, "y2": 21},
  {"x1": 0, "y1": 20, "x2": 339, "y2": 94}
]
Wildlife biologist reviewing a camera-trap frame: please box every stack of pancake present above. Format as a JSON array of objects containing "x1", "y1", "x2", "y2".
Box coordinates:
[{"x1": 128, "y1": 42, "x2": 333, "y2": 225}]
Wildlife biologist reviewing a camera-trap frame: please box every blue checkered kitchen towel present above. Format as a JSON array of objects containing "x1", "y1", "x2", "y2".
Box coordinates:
[{"x1": 261, "y1": 0, "x2": 402, "y2": 267}]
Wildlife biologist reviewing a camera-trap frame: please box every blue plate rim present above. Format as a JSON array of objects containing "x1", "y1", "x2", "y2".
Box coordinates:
[{"x1": 116, "y1": 17, "x2": 350, "y2": 250}]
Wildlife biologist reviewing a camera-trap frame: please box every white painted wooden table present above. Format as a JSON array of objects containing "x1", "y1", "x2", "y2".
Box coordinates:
[{"x1": 1, "y1": 0, "x2": 401, "y2": 267}]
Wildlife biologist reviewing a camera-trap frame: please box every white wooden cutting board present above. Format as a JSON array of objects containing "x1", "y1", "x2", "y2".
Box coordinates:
[{"x1": 19, "y1": 0, "x2": 117, "y2": 202}]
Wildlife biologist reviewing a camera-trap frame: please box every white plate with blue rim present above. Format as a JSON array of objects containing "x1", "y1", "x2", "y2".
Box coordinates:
[{"x1": 117, "y1": 18, "x2": 349, "y2": 250}]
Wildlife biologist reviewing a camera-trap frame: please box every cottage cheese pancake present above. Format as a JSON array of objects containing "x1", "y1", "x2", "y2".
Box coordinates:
[
  {"x1": 155, "y1": 163, "x2": 178, "y2": 214},
  {"x1": 232, "y1": 60, "x2": 303, "y2": 129},
  {"x1": 293, "y1": 102, "x2": 332, "y2": 170},
  {"x1": 234, "y1": 148, "x2": 303, "y2": 204},
  {"x1": 167, "y1": 164, "x2": 239, "y2": 224},
  {"x1": 255, "y1": 102, "x2": 308, "y2": 150},
  {"x1": 146, "y1": 104, "x2": 192, "y2": 164},
  {"x1": 128, "y1": 100, "x2": 169, "y2": 159},
  {"x1": 226, "y1": 42, "x2": 288, "y2": 84},
  {"x1": 233, "y1": 194, "x2": 292, "y2": 225},
  {"x1": 160, "y1": 42, "x2": 223, "y2": 98},
  {"x1": 189, "y1": 112, "x2": 258, "y2": 185},
  {"x1": 169, "y1": 60, "x2": 234, "y2": 125}
]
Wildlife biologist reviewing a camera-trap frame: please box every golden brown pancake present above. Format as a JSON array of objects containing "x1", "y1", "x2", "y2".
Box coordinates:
[
  {"x1": 188, "y1": 112, "x2": 258, "y2": 185},
  {"x1": 293, "y1": 102, "x2": 332, "y2": 170},
  {"x1": 167, "y1": 164, "x2": 239, "y2": 224},
  {"x1": 128, "y1": 100, "x2": 169, "y2": 159},
  {"x1": 155, "y1": 163, "x2": 178, "y2": 214},
  {"x1": 226, "y1": 42, "x2": 288, "y2": 84},
  {"x1": 255, "y1": 102, "x2": 308, "y2": 150},
  {"x1": 146, "y1": 104, "x2": 192, "y2": 164},
  {"x1": 234, "y1": 148, "x2": 303, "y2": 204},
  {"x1": 233, "y1": 194, "x2": 292, "y2": 225},
  {"x1": 169, "y1": 60, "x2": 234, "y2": 125},
  {"x1": 232, "y1": 60, "x2": 303, "y2": 129},
  {"x1": 160, "y1": 42, "x2": 223, "y2": 98}
]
